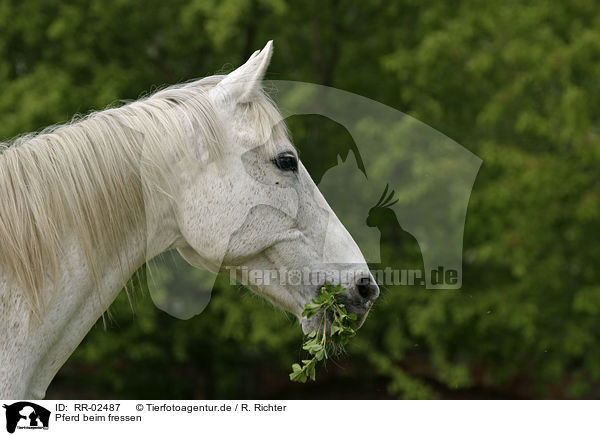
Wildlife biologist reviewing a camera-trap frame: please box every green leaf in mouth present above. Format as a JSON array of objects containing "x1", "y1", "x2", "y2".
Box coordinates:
[{"x1": 289, "y1": 283, "x2": 358, "y2": 383}]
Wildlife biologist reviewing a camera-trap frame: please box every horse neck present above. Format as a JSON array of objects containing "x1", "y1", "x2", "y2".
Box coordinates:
[{"x1": 0, "y1": 142, "x2": 182, "y2": 401}]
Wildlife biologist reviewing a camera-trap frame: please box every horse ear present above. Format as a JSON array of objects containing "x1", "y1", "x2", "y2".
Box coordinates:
[{"x1": 210, "y1": 40, "x2": 273, "y2": 106}]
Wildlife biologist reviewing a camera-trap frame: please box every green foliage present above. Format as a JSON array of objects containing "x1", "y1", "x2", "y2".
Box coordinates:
[{"x1": 289, "y1": 284, "x2": 357, "y2": 383}]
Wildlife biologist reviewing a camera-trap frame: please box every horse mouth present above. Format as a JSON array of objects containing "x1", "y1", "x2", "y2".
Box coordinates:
[
  {"x1": 300, "y1": 286, "x2": 371, "y2": 334},
  {"x1": 337, "y1": 292, "x2": 371, "y2": 328}
]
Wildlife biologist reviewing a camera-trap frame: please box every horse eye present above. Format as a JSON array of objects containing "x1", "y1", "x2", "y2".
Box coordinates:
[{"x1": 273, "y1": 152, "x2": 298, "y2": 172}]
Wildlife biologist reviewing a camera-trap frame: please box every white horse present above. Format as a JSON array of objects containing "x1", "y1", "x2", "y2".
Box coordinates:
[{"x1": 0, "y1": 41, "x2": 379, "y2": 399}]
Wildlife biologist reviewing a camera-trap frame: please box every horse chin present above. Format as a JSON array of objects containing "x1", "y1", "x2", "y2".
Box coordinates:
[
  {"x1": 301, "y1": 312, "x2": 326, "y2": 335},
  {"x1": 300, "y1": 305, "x2": 371, "y2": 334}
]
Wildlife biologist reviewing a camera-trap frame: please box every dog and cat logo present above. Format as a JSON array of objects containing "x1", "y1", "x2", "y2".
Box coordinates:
[{"x1": 2, "y1": 402, "x2": 50, "y2": 433}]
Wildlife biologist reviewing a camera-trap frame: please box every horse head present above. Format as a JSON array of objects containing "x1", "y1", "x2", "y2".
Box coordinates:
[{"x1": 171, "y1": 42, "x2": 379, "y2": 332}]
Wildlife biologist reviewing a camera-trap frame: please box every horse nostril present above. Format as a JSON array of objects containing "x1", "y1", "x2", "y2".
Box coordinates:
[{"x1": 356, "y1": 276, "x2": 378, "y2": 301}]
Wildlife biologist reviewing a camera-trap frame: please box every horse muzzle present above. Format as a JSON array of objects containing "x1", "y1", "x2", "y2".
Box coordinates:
[{"x1": 300, "y1": 273, "x2": 379, "y2": 334}]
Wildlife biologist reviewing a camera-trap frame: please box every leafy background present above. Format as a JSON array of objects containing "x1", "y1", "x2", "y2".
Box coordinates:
[{"x1": 1, "y1": 0, "x2": 599, "y2": 398}]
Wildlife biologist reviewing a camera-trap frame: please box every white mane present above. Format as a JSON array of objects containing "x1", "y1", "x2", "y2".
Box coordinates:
[{"x1": 0, "y1": 75, "x2": 286, "y2": 316}]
